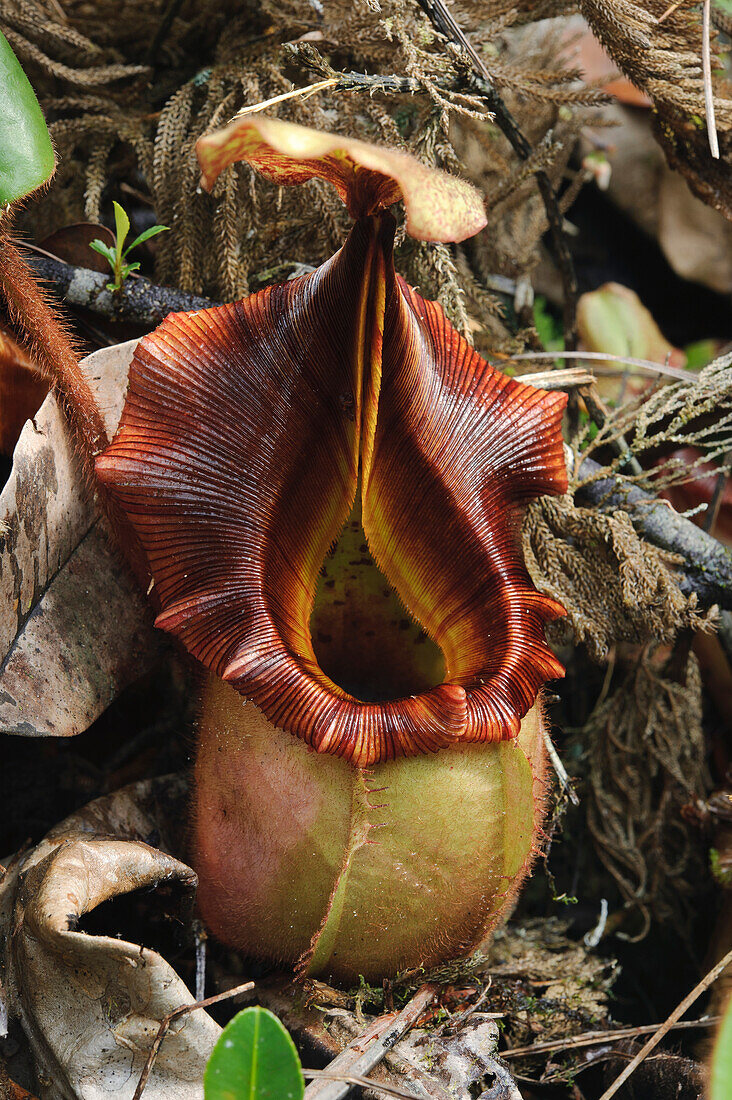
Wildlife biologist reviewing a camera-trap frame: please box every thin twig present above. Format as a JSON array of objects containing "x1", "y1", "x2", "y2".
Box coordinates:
[
  {"x1": 303, "y1": 984, "x2": 436, "y2": 1100},
  {"x1": 132, "y1": 980, "x2": 255, "y2": 1100},
  {"x1": 442, "y1": 979, "x2": 492, "y2": 1032},
  {"x1": 47, "y1": 0, "x2": 69, "y2": 20},
  {"x1": 413, "y1": 0, "x2": 578, "y2": 351},
  {"x1": 231, "y1": 78, "x2": 337, "y2": 121},
  {"x1": 512, "y1": 356, "x2": 656, "y2": 473},
  {"x1": 504, "y1": 349, "x2": 697, "y2": 382},
  {"x1": 517, "y1": 367, "x2": 595, "y2": 389},
  {"x1": 702, "y1": 0, "x2": 720, "y2": 159},
  {"x1": 657, "y1": 0, "x2": 685, "y2": 23},
  {"x1": 22, "y1": 248, "x2": 218, "y2": 327},
  {"x1": 537, "y1": 1048, "x2": 699, "y2": 1087},
  {"x1": 578, "y1": 455, "x2": 732, "y2": 609},
  {"x1": 703, "y1": 450, "x2": 732, "y2": 534},
  {"x1": 287, "y1": 53, "x2": 489, "y2": 106},
  {"x1": 578, "y1": 383, "x2": 643, "y2": 476},
  {"x1": 511, "y1": 357, "x2": 659, "y2": 476},
  {"x1": 598, "y1": 947, "x2": 732, "y2": 1100},
  {"x1": 303, "y1": 1070, "x2": 420, "y2": 1098},
  {"x1": 503, "y1": 1015, "x2": 720, "y2": 1059},
  {"x1": 542, "y1": 728, "x2": 580, "y2": 806}
]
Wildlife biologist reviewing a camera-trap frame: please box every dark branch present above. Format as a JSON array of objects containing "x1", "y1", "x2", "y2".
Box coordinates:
[
  {"x1": 413, "y1": 0, "x2": 578, "y2": 351},
  {"x1": 578, "y1": 456, "x2": 732, "y2": 609},
  {"x1": 21, "y1": 251, "x2": 218, "y2": 327}
]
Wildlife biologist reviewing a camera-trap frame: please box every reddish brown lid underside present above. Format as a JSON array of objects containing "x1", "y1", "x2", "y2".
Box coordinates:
[{"x1": 196, "y1": 115, "x2": 488, "y2": 243}]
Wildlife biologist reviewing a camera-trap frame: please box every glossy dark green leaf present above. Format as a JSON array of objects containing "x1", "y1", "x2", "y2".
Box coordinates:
[
  {"x1": 204, "y1": 1007, "x2": 304, "y2": 1100},
  {"x1": 0, "y1": 30, "x2": 55, "y2": 204}
]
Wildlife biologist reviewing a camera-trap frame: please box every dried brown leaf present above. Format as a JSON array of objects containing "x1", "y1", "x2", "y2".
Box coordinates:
[
  {"x1": 0, "y1": 339, "x2": 163, "y2": 737},
  {"x1": 0, "y1": 775, "x2": 219, "y2": 1100}
]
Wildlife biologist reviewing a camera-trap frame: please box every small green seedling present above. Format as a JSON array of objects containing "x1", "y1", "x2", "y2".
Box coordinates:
[
  {"x1": 204, "y1": 1006, "x2": 305, "y2": 1100},
  {"x1": 90, "y1": 201, "x2": 168, "y2": 292}
]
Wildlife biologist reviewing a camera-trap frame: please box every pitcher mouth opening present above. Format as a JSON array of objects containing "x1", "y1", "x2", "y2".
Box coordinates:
[{"x1": 310, "y1": 502, "x2": 446, "y2": 704}]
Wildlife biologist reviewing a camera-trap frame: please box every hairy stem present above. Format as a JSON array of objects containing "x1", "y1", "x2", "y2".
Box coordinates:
[
  {"x1": 0, "y1": 231, "x2": 108, "y2": 481},
  {"x1": 0, "y1": 225, "x2": 151, "y2": 589}
]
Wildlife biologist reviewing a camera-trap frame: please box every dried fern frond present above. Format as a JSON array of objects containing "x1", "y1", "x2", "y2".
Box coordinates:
[
  {"x1": 584, "y1": 649, "x2": 708, "y2": 935},
  {"x1": 580, "y1": 0, "x2": 732, "y2": 215},
  {"x1": 577, "y1": 352, "x2": 732, "y2": 492},
  {"x1": 523, "y1": 494, "x2": 713, "y2": 662},
  {"x1": 524, "y1": 353, "x2": 730, "y2": 661},
  {"x1": 1, "y1": 0, "x2": 602, "y2": 344}
]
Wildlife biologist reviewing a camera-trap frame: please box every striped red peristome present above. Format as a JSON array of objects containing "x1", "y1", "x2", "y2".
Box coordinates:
[{"x1": 96, "y1": 214, "x2": 567, "y2": 767}]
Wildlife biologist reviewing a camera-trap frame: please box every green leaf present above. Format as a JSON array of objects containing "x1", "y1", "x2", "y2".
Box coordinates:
[
  {"x1": 0, "y1": 30, "x2": 55, "y2": 205},
  {"x1": 89, "y1": 239, "x2": 117, "y2": 266},
  {"x1": 711, "y1": 995, "x2": 732, "y2": 1100},
  {"x1": 112, "y1": 200, "x2": 130, "y2": 252},
  {"x1": 123, "y1": 224, "x2": 170, "y2": 255},
  {"x1": 121, "y1": 261, "x2": 141, "y2": 277},
  {"x1": 683, "y1": 339, "x2": 716, "y2": 372},
  {"x1": 204, "y1": 1007, "x2": 305, "y2": 1100},
  {"x1": 533, "y1": 295, "x2": 564, "y2": 353}
]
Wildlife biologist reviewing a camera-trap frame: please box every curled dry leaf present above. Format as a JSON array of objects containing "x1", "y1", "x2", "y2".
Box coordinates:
[
  {"x1": 0, "y1": 775, "x2": 220, "y2": 1100},
  {"x1": 38, "y1": 223, "x2": 116, "y2": 274},
  {"x1": 578, "y1": 283, "x2": 685, "y2": 368},
  {"x1": 0, "y1": 339, "x2": 164, "y2": 737}
]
